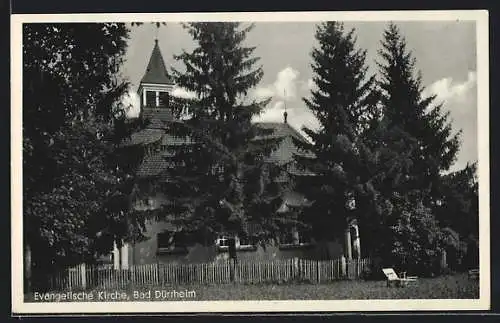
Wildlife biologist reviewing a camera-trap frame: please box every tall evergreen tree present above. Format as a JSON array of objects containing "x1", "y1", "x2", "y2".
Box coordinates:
[
  {"x1": 374, "y1": 23, "x2": 464, "y2": 274},
  {"x1": 377, "y1": 23, "x2": 461, "y2": 202},
  {"x1": 292, "y1": 22, "x2": 380, "y2": 245},
  {"x1": 154, "y1": 23, "x2": 284, "y2": 246},
  {"x1": 23, "y1": 23, "x2": 141, "y2": 290}
]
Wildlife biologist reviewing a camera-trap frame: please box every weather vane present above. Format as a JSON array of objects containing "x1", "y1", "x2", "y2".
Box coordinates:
[
  {"x1": 283, "y1": 89, "x2": 288, "y2": 124},
  {"x1": 154, "y1": 22, "x2": 167, "y2": 42}
]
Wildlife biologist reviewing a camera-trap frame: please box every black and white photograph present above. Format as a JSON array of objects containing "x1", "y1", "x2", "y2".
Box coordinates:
[{"x1": 11, "y1": 10, "x2": 489, "y2": 313}]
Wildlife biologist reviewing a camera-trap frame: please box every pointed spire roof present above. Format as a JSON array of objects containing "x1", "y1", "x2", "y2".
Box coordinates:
[{"x1": 141, "y1": 39, "x2": 173, "y2": 85}]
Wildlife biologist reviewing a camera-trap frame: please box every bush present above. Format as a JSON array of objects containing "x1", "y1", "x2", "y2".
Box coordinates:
[{"x1": 390, "y1": 199, "x2": 444, "y2": 277}]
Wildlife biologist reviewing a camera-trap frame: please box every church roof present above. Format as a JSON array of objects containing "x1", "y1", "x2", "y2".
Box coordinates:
[
  {"x1": 131, "y1": 122, "x2": 309, "y2": 177},
  {"x1": 122, "y1": 128, "x2": 164, "y2": 146},
  {"x1": 140, "y1": 40, "x2": 173, "y2": 85},
  {"x1": 255, "y1": 122, "x2": 309, "y2": 143},
  {"x1": 142, "y1": 107, "x2": 174, "y2": 123},
  {"x1": 137, "y1": 153, "x2": 170, "y2": 178},
  {"x1": 255, "y1": 122, "x2": 315, "y2": 166},
  {"x1": 127, "y1": 110, "x2": 315, "y2": 179}
]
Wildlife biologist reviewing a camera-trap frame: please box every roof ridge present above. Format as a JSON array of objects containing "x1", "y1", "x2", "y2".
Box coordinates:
[
  {"x1": 283, "y1": 122, "x2": 309, "y2": 143},
  {"x1": 254, "y1": 121, "x2": 308, "y2": 142}
]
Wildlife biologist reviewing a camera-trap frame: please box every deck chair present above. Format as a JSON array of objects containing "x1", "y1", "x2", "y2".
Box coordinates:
[{"x1": 382, "y1": 268, "x2": 418, "y2": 287}]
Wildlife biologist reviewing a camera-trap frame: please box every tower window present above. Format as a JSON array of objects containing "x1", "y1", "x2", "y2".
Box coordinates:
[
  {"x1": 159, "y1": 92, "x2": 170, "y2": 108},
  {"x1": 146, "y1": 91, "x2": 156, "y2": 107}
]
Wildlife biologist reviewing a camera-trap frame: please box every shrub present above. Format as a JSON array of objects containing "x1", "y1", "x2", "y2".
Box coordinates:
[{"x1": 390, "y1": 199, "x2": 444, "y2": 277}]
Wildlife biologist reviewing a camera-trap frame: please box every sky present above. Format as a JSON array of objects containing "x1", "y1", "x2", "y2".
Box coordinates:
[{"x1": 121, "y1": 21, "x2": 477, "y2": 172}]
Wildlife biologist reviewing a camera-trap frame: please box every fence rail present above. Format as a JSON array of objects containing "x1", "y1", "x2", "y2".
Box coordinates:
[{"x1": 47, "y1": 258, "x2": 370, "y2": 291}]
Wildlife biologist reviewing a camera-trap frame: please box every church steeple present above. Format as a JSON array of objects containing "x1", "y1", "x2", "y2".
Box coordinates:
[
  {"x1": 138, "y1": 36, "x2": 174, "y2": 122},
  {"x1": 141, "y1": 39, "x2": 172, "y2": 85}
]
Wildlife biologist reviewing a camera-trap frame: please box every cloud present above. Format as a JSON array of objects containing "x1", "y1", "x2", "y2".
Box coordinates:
[
  {"x1": 254, "y1": 69, "x2": 478, "y2": 172},
  {"x1": 171, "y1": 86, "x2": 197, "y2": 99},
  {"x1": 423, "y1": 71, "x2": 478, "y2": 172},
  {"x1": 254, "y1": 87, "x2": 275, "y2": 99},
  {"x1": 252, "y1": 66, "x2": 319, "y2": 140},
  {"x1": 253, "y1": 99, "x2": 319, "y2": 142},
  {"x1": 424, "y1": 71, "x2": 477, "y2": 103},
  {"x1": 253, "y1": 66, "x2": 300, "y2": 101},
  {"x1": 272, "y1": 101, "x2": 285, "y2": 111},
  {"x1": 274, "y1": 67, "x2": 300, "y2": 100},
  {"x1": 301, "y1": 78, "x2": 317, "y2": 92}
]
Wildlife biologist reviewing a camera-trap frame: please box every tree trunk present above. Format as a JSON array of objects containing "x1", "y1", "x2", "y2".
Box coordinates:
[
  {"x1": 345, "y1": 228, "x2": 352, "y2": 260},
  {"x1": 24, "y1": 242, "x2": 32, "y2": 293},
  {"x1": 352, "y1": 224, "x2": 361, "y2": 260}
]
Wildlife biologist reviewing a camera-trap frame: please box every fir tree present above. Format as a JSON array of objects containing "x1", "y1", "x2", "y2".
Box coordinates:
[
  {"x1": 292, "y1": 22, "x2": 380, "y2": 244},
  {"x1": 156, "y1": 22, "x2": 284, "y2": 246},
  {"x1": 377, "y1": 23, "x2": 461, "y2": 202},
  {"x1": 374, "y1": 23, "x2": 463, "y2": 274}
]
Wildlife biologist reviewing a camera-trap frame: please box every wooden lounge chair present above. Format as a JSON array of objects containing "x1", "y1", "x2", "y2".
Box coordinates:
[{"x1": 382, "y1": 268, "x2": 418, "y2": 287}]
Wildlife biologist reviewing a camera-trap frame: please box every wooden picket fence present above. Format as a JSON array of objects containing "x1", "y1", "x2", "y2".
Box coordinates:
[{"x1": 47, "y1": 258, "x2": 371, "y2": 291}]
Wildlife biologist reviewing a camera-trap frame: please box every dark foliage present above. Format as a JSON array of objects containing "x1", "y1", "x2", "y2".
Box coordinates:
[
  {"x1": 146, "y1": 22, "x2": 286, "y2": 245},
  {"x1": 23, "y1": 23, "x2": 142, "y2": 289}
]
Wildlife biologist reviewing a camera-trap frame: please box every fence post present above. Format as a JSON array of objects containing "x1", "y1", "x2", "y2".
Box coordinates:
[
  {"x1": 68, "y1": 268, "x2": 72, "y2": 291},
  {"x1": 81, "y1": 263, "x2": 86, "y2": 290},
  {"x1": 130, "y1": 265, "x2": 135, "y2": 287},
  {"x1": 340, "y1": 255, "x2": 347, "y2": 278},
  {"x1": 156, "y1": 262, "x2": 160, "y2": 286},
  {"x1": 317, "y1": 260, "x2": 320, "y2": 284},
  {"x1": 294, "y1": 257, "x2": 299, "y2": 280}
]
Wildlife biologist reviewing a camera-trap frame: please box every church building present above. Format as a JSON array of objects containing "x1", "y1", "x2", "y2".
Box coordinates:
[{"x1": 110, "y1": 38, "x2": 358, "y2": 268}]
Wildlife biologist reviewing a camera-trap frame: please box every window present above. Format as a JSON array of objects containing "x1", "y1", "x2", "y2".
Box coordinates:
[
  {"x1": 215, "y1": 235, "x2": 230, "y2": 251},
  {"x1": 279, "y1": 230, "x2": 297, "y2": 245},
  {"x1": 146, "y1": 91, "x2": 156, "y2": 107},
  {"x1": 279, "y1": 227, "x2": 313, "y2": 249},
  {"x1": 159, "y1": 92, "x2": 170, "y2": 108},
  {"x1": 238, "y1": 235, "x2": 252, "y2": 246},
  {"x1": 237, "y1": 235, "x2": 257, "y2": 251},
  {"x1": 297, "y1": 230, "x2": 312, "y2": 245},
  {"x1": 157, "y1": 230, "x2": 188, "y2": 254},
  {"x1": 157, "y1": 231, "x2": 174, "y2": 250},
  {"x1": 215, "y1": 234, "x2": 256, "y2": 252}
]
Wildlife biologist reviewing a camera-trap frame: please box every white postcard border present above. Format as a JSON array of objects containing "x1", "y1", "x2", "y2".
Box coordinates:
[{"x1": 11, "y1": 10, "x2": 490, "y2": 314}]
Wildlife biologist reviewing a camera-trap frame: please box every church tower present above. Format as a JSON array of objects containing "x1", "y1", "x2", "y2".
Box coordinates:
[{"x1": 138, "y1": 38, "x2": 174, "y2": 121}]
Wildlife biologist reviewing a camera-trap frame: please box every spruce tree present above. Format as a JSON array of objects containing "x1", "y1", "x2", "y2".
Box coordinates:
[
  {"x1": 156, "y1": 23, "x2": 284, "y2": 246},
  {"x1": 375, "y1": 23, "x2": 463, "y2": 274},
  {"x1": 377, "y1": 23, "x2": 461, "y2": 202},
  {"x1": 292, "y1": 22, "x2": 380, "y2": 245}
]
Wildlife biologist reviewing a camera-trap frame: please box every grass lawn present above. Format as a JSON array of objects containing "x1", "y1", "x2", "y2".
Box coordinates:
[
  {"x1": 25, "y1": 273, "x2": 478, "y2": 302},
  {"x1": 181, "y1": 273, "x2": 479, "y2": 300}
]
